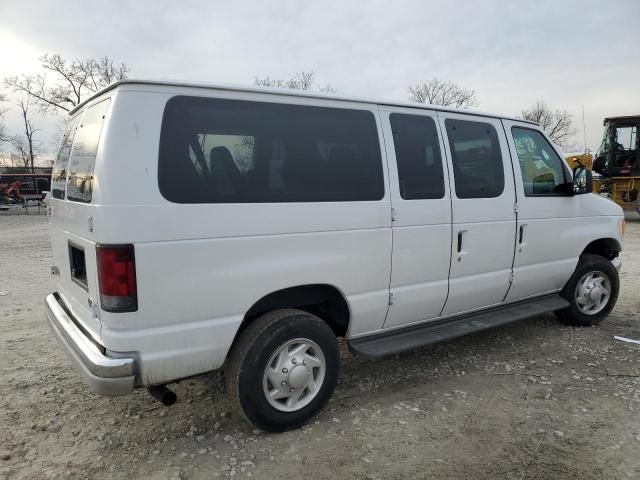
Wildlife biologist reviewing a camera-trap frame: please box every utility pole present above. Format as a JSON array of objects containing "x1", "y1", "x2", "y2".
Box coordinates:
[{"x1": 582, "y1": 105, "x2": 588, "y2": 153}]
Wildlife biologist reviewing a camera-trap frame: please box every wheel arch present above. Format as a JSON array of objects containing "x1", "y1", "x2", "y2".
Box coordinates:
[
  {"x1": 234, "y1": 284, "x2": 351, "y2": 344},
  {"x1": 581, "y1": 237, "x2": 621, "y2": 260}
]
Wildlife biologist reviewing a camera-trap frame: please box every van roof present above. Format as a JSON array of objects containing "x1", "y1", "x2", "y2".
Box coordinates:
[{"x1": 70, "y1": 78, "x2": 537, "y2": 125}]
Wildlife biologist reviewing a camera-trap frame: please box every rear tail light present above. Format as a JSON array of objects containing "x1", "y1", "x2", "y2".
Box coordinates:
[{"x1": 96, "y1": 244, "x2": 138, "y2": 312}]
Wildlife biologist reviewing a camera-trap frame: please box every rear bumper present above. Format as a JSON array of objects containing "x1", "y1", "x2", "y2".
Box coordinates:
[{"x1": 44, "y1": 293, "x2": 136, "y2": 396}]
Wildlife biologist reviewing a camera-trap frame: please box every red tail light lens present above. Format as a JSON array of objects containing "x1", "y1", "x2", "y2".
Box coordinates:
[{"x1": 96, "y1": 244, "x2": 138, "y2": 312}]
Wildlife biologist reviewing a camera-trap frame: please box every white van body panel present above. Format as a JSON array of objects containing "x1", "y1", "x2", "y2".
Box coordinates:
[
  {"x1": 54, "y1": 85, "x2": 393, "y2": 384},
  {"x1": 437, "y1": 112, "x2": 517, "y2": 316},
  {"x1": 49, "y1": 99, "x2": 115, "y2": 343},
  {"x1": 46, "y1": 80, "x2": 624, "y2": 391},
  {"x1": 378, "y1": 106, "x2": 452, "y2": 329},
  {"x1": 502, "y1": 119, "x2": 583, "y2": 301},
  {"x1": 501, "y1": 120, "x2": 624, "y2": 302},
  {"x1": 578, "y1": 194, "x2": 624, "y2": 251}
]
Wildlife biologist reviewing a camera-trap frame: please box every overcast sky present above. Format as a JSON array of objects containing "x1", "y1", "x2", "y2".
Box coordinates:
[{"x1": 1, "y1": 0, "x2": 639, "y2": 159}]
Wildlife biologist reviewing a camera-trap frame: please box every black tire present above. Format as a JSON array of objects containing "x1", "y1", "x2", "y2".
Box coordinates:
[
  {"x1": 556, "y1": 254, "x2": 619, "y2": 326},
  {"x1": 225, "y1": 309, "x2": 339, "y2": 432}
]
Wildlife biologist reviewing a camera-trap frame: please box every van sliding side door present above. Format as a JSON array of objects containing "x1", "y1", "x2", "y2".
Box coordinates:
[
  {"x1": 437, "y1": 111, "x2": 517, "y2": 316},
  {"x1": 379, "y1": 106, "x2": 453, "y2": 329}
]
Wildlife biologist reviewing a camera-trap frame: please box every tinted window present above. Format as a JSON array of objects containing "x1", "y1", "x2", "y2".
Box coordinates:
[
  {"x1": 390, "y1": 114, "x2": 445, "y2": 199},
  {"x1": 512, "y1": 127, "x2": 567, "y2": 195},
  {"x1": 445, "y1": 119, "x2": 504, "y2": 199},
  {"x1": 158, "y1": 96, "x2": 384, "y2": 203},
  {"x1": 51, "y1": 116, "x2": 81, "y2": 200},
  {"x1": 67, "y1": 99, "x2": 110, "y2": 202}
]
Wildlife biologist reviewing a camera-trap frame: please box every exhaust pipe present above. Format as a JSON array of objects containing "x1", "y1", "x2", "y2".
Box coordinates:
[{"x1": 148, "y1": 385, "x2": 177, "y2": 406}]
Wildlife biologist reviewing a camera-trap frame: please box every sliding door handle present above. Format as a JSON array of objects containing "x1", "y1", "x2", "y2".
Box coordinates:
[
  {"x1": 518, "y1": 224, "x2": 527, "y2": 245},
  {"x1": 456, "y1": 230, "x2": 467, "y2": 261},
  {"x1": 518, "y1": 224, "x2": 527, "y2": 253}
]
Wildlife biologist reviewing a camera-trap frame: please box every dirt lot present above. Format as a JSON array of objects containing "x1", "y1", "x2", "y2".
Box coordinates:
[{"x1": 1, "y1": 212, "x2": 639, "y2": 480}]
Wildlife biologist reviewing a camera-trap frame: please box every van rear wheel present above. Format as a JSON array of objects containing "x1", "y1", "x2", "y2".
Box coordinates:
[
  {"x1": 556, "y1": 254, "x2": 619, "y2": 326},
  {"x1": 225, "y1": 309, "x2": 339, "y2": 432}
]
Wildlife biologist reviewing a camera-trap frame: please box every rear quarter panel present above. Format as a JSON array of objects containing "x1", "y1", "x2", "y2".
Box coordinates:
[{"x1": 95, "y1": 87, "x2": 392, "y2": 385}]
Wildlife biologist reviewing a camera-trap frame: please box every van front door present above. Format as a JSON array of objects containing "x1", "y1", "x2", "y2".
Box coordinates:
[
  {"x1": 438, "y1": 112, "x2": 517, "y2": 316},
  {"x1": 501, "y1": 120, "x2": 581, "y2": 301}
]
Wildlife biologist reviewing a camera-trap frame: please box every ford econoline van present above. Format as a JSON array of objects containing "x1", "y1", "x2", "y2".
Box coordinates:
[{"x1": 45, "y1": 80, "x2": 624, "y2": 431}]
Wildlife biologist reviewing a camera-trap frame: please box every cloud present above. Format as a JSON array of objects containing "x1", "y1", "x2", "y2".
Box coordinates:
[{"x1": 1, "y1": 0, "x2": 639, "y2": 154}]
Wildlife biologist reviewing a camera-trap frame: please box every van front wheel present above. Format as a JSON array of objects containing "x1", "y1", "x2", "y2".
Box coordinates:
[
  {"x1": 556, "y1": 254, "x2": 619, "y2": 326},
  {"x1": 225, "y1": 309, "x2": 339, "y2": 432}
]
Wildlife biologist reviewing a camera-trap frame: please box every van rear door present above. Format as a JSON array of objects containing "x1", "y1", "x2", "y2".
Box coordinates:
[{"x1": 49, "y1": 98, "x2": 111, "y2": 344}]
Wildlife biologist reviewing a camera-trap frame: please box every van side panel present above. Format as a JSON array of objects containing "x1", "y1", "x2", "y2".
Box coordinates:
[
  {"x1": 124, "y1": 228, "x2": 390, "y2": 384},
  {"x1": 95, "y1": 88, "x2": 392, "y2": 385}
]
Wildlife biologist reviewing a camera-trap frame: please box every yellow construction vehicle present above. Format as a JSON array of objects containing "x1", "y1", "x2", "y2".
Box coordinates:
[{"x1": 566, "y1": 115, "x2": 639, "y2": 211}]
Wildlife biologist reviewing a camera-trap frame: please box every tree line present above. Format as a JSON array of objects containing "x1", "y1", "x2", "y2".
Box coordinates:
[{"x1": 0, "y1": 53, "x2": 577, "y2": 171}]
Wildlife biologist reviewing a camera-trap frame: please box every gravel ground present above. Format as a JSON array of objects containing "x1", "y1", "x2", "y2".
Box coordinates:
[{"x1": 1, "y1": 212, "x2": 639, "y2": 480}]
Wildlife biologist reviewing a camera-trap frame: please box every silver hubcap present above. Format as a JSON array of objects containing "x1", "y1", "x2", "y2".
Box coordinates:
[
  {"x1": 262, "y1": 338, "x2": 326, "y2": 412},
  {"x1": 574, "y1": 270, "x2": 611, "y2": 315}
]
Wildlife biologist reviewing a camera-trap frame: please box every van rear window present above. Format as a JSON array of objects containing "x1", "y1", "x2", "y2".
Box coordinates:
[
  {"x1": 51, "y1": 116, "x2": 80, "y2": 200},
  {"x1": 158, "y1": 96, "x2": 384, "y2": 203},
  {"x1": 66, "y1": 99, "x2": 110, "y2": 203}
]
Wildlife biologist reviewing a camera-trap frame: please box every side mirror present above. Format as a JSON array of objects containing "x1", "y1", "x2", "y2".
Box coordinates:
[{"x1": 572, "y1": 166, "x2": 593, "y2": 195}]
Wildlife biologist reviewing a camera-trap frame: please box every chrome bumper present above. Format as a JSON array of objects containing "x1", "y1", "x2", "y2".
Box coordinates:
[
  {"x1": 611, "y1": 257, "x2": 622, "y2": 272},
  {"x1": 44, "y1": 293, "x2": 136, "y2": 396}
]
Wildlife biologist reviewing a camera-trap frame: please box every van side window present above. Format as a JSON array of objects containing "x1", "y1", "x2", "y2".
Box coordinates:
[
  {"x1": 445, "y1": 119, "x2": 504, "y2": 199},
  {"x1": 67, "y1": 99, "x2": 111, "y2": 203},
  {"x1": 158, "y1": 96, "x2": 384, "y2": 203},
  {"x1": 51, "y1": 115, "x2": 81, "y2": 200},
  {"x1": 511, "y1": 127, "x2": 568, "y2": 195},
  {"x1": 199, "y1": 134, "x2": 256, "y2": 174},
  {"x1": 390, "y1": 113, "x2": 445, "y2": 200}
]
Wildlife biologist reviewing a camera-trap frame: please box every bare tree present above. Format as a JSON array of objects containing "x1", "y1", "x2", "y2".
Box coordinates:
[
  {"x1": 5, "y1": 98, "x2": 40, "y2": 173},
  {"x1": 408, "y1": 78, "x2": 478, "y2": 109},
  {"x1": 255, "y1": 71, "x2": 337, "y2": 94},
  {"x1": 4, "y1": 54, "x2": 130, "y2": 114},
  {"x1": 49, "y1": 116, "x2": 71, "y2": 153},
  {"x1": 0, "y1": 152, "x2": 11, "y2": 168},
  {"x1": 520, "y1": 101, "x2": 576, "y2": 149},
  {"x1": 0, "y1": 93, "x2": 8, "y2": 143}
]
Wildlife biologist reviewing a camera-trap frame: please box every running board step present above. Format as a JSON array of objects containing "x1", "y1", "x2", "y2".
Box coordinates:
[{"x1": 348, "y1": 294, "x2": 569, "y2": 358}]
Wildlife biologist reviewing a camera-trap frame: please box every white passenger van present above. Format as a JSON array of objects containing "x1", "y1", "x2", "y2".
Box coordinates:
[{"x1": 45, "y1": 80, "x2": 624, "y2": 431}]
